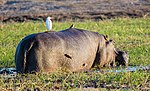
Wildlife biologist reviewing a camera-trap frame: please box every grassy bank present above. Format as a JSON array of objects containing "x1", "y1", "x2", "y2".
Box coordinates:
[{"x1": 0, "y1": 18, "x2": 150, "y2": 90}]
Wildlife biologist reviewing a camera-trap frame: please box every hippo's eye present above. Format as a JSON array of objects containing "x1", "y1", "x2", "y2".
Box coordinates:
[
  {"x1": 82, "y1": 63, "x2": 85, "y2": 66},
  {"x1": 82, "y1": 63, "x2": 87, "y2": 67}
]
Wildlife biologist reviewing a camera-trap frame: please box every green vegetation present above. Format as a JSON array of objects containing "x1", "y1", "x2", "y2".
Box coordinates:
[{"x1": 0, "y1": 18, "x2": 150, "y2": 90}]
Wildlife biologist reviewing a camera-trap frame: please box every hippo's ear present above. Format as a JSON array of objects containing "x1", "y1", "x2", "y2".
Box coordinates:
[{"x1": 103, "y1": 35, "x2": 109, "y2": 41}]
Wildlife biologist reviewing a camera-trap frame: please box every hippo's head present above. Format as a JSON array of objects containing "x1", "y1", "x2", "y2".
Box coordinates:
[
  {"x1": 105, "y1": 39, "x2": 116, "y2": 67},
  {"x1": 115, "y1": 50, "x2": 129, "y2": 66}
]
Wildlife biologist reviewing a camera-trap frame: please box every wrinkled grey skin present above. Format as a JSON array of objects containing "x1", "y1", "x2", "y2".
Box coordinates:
[
  {"x1": 15, "y1": 28, "x2": 118, "y2": 73},
  {"x1": 115, "y1": 49, "x2": 129, "y2": 66}
]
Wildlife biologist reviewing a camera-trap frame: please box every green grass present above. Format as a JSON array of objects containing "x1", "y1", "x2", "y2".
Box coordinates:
[
  {"x1": 0, "y1": 18, "x2": 150, "y2": 90},
  {"x1": 0, "y1": 71, "x2": 149, "y2": 90}
]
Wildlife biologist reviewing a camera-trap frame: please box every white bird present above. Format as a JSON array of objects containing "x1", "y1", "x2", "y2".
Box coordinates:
[{"x1": 46, "y1": 17, "x2": 52, "y2": 31}]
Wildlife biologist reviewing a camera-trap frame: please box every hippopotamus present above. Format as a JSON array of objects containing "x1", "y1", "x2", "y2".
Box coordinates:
[{"x1": 15, "y1": 27, "x2": 119, "y2": 73}]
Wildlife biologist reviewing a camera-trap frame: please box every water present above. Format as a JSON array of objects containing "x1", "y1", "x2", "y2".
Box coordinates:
[
  {"x1": 97, "y1": 66, "x2": 150, "y2": 73},
  {"x1": 0, "y1": 68, "x2": 17, "y2": 78},
  {"x1": 0, "y1": 66, "x2": 149, "y2": 78}
]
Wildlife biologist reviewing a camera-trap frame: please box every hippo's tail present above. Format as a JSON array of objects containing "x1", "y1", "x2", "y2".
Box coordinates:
[{"x1": 15, "y1": 34, "x2": 35, "y2": 73}]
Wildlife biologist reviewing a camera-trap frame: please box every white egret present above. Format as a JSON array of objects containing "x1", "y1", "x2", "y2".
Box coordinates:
[{"x1": 46, "y1": 17, "x2": 52, "y2": 30}]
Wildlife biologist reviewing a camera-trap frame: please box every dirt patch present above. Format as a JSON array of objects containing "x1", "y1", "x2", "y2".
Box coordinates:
[{"x1": 0, "y1": 0, "x2": 150, "y2": 22}]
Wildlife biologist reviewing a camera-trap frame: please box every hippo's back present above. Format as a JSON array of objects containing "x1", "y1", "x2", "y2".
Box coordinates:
[{"x1": 22, "y1": 28, "x2": 106, "y2": 73}]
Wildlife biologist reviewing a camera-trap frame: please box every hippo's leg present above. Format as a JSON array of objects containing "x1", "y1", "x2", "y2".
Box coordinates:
[
  {"x1": 112, "y1": 60, "x2": 116, "y2": 67},
  {"x1": 105, "y1": 63, "x2": 111, "y2": 67}
]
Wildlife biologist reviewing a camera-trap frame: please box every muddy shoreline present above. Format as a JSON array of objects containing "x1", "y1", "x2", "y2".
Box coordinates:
[{"x1": 0, "y1": 0, "x2": 150, "y2": 22}]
